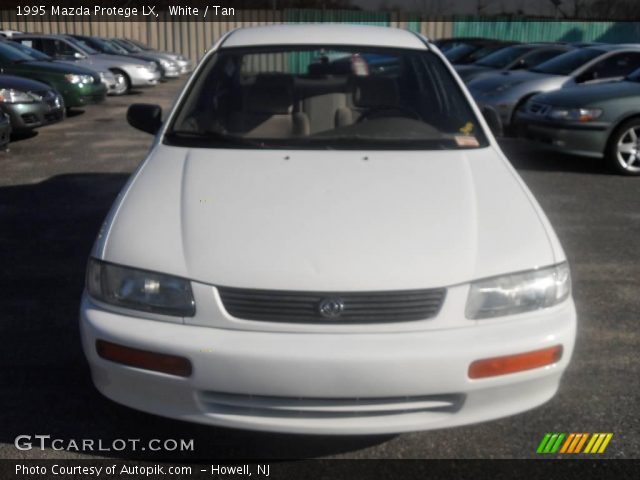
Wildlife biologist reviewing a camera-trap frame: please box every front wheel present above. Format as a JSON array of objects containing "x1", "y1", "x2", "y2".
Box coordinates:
[
  {"x1": 606, "y1": 119, "x2": 640, "y2": 176},
  {"x1": 111, "y1": 70, "x2": 131, "y2": 95}
]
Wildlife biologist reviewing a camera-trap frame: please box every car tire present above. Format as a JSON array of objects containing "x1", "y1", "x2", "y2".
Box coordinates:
[
  {"x1": 606, "y1": 118, "x2": 640, "y2": 176},
  {"x1": 110, "y1": 70, "x2": 131, "y2": 95}
]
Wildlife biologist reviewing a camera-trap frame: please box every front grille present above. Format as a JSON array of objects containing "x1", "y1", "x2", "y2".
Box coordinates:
[
  {"x1": 217, "y1": 287, "x2": 446, "y2": 324},
  {"x1": 198, "y1": 391, "x2": 465, "y2": 418},
  {"x1": 528, "y1": 102, "x2": 551, "y2": 116}
]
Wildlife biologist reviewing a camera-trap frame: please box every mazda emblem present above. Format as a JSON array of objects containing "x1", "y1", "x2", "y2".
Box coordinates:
[{"x1": 318, "y1": 297, "x2": 345, "y2": 318}]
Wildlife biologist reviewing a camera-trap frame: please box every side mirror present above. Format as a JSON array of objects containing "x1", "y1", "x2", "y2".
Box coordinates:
[
  {"x1": 481, "y1": 108, "x2": 503, "y2": 137},
  {"x1": 127, "y1": 104, "x2": 162, "y2": 135},
  {"x1": 74, "y1": 51, "x2": 86, "y2": 59}
]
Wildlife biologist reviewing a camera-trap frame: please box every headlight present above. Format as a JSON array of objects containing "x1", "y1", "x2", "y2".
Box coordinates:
[
  {"x1": 548, "y1": 107, "x2": 603, "y2": 122},
  {"x1": 65, "y1": 74, "x2": 94, "y2": 84},
  {"x1": 159, "y1": 59, "x2": 171, "y2": 67},
  {"x1": 0, "y1": 88, "x2": 39, "y2": 103},
  {"x1": 138, "y1": 62, "x2": 157, "y2": 72},
  {"x1": 465, "y1": 263, "x2": 571, "y2": 319},
  {"x1": 86, "y1": 258, "x2": 196, "y2": 317}
]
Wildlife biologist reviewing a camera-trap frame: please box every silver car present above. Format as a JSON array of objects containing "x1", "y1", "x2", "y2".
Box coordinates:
[
  {"x1": 94, "y1": 37, "x2": 181, "y2": 79},
  {"x1": 467, "y1": 44, "x2": 640, "y2": 132},
  {"x1": 117, "y1": 38, "x2": 193, "y2": 74},
  {"x1": 13, "y1": 34, "x2": 161, "y2": 94}
]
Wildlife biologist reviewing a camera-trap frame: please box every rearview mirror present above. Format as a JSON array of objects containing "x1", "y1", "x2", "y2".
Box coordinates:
[{"x1": 127, "y1": 104, "x2": 162, "y2": 135}]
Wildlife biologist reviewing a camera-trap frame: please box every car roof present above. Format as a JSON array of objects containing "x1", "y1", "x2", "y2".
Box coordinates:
[
  {"x1": 222, "y1": 24, "x2": 427, "y2": 50},
  {"x1": 587, "y1": 43, "x2": 640, "y2": 52}
]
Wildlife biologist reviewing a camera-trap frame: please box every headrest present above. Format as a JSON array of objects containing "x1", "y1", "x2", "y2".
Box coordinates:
[
  {"x1": 352, "y1": 76, "x2": 399, "y2": 108},
  {"x1": 245, "y1": 74, "x2": 294, "y2": 114}
]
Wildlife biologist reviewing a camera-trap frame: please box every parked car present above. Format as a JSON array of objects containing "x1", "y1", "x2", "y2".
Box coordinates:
[
  {"x1": 468, "y1": 44, "x2": 640, "y2": 132},
  {"x1": 81, "y1": 24, "x2": 576, "y2": 435},
  {"x1": 114, "y1": 38, "x2": 193, "y2": 74},
  {"x1": 13, "y1": 34, "x2": 160, "y2": 94},
  {"x1": 444, "y1": 39, "x2": 518, "y2": 65},
  {"x1": 0, "y1": 29, "x2": 21, "y2": 39},
  {"x1": 0, "y1": 112, "x2": 9, "y2": 149},
  {"x1": 433, "y1": 37, "x2": 497, "y2": 52},
  {"x1": 4, "y1": 39, "x2": 119, "y2": 95},
  {"x1": 73, "y1": 36, "x2": 181, "y2": 79},
  {"x1": 455, "y1": 43, "x2": 573, "y2": 83},
  {"x1": 0, "y1": 42, "x2": 106, "y2": 109},
  {"x1": 0, "y1": 74, "x2": 64, "y2": 132},
  {"x1": 516, "y1": 67, "x2": 640, "y2": 175}
]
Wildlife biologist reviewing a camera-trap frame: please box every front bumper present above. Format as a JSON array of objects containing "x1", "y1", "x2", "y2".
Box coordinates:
[
  {"x1": 1, "y1": 98, "x2": 65, "y2": 131},
  {"x1": 516, "y1": 114, "x2": 610, "y2": 159},
  {"x1": 176, "y1": 58, "x2": 193, "y2": 74},
  {"x1": 128, "y1": 68, "x2": 161, "y2": 88},
  {"x1": 80, "y1": 293, "x2": 576, "y2": 435},
  {"x1": 62, "y1": 83, "x2": 107, "y2": 108}
]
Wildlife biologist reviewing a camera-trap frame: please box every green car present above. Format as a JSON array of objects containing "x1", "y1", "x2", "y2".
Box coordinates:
[
  {"x1": 516, "y1": 69, "x2": 640, "y2": 176},
  {"x1": 0, "y1": 41, "x2": 106, "y2": 108}
]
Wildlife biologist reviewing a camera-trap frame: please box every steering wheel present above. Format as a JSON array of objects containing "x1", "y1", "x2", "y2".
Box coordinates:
[{"x1": 356, "y1": 105, "x2": 422, "y2": 123}]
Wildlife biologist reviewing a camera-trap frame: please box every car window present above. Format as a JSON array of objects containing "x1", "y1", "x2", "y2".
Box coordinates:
[
  {"x1": 53, "y1": 39, "x2": 78, "y2": 58},
  {"x1": 475, "y1": 45, "x2": 535, "y2": 68},
  {"x1": 9, "y1": 41, "x2": 51, "y2": 60},
  {"x1": 0, "y1": 41, "x2": 35, "y2": 62},
  {"x1": 577, "y1": 51, "x2": 640, "y2": 82},
  {"x1": 444, "y1": 44, "x2": 477, "y2": 63},
  {"x1": 519, "y1": 48, "x2": 566, "y2": 69},
  {"x1": 530, "y1": 48, "x2": 603, "y2": 75},
  {"x1": 66, "y1": 37, "x2": 98, "y2": 55},
  {"x1": 167, "y1": 46, "x2": 489, "y2": 150}
]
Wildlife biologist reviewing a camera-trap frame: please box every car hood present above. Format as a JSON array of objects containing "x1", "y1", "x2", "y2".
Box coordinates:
[
  {"x1": 92, "y1": 53, "x2": 150, "y2": 67},
  {"x1": 468, "y1": 69, "x2": 563, "y2": 92},
  {"x1": 96, "y1": 147, "x2": 556, "y2": 291},
  {"x1": 533, "y1": 79, "x2": 639, "y2": 106},
  {"x1": 0, "y1": 74, "x2": 51, "y2": 91}
]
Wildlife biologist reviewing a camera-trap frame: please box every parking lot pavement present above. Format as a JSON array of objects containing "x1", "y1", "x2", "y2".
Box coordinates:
[{"x1": 0, "y1": 79, "x2": 637, "y2": 460}]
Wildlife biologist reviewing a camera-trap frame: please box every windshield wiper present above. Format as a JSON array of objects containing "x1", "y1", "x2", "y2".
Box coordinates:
[{"x1": 165, "y1": 130, "x2": 267, "y2": 148}]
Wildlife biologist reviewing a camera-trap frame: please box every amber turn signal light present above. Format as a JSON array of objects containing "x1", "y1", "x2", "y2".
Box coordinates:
[
  {"x1": 96, "y1": 340, "x2": 192, "y2": 377},
  {"x1": 469, "y1": 345, "x2": 563, "y2": 379}
]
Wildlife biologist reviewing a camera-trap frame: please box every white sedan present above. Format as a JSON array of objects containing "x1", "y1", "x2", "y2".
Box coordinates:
[{"x1": 80, "y1": 24, "x2": 576, "y2": 435}]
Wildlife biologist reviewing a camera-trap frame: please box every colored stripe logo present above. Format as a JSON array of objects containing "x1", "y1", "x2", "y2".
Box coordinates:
[{"x1": 537, "y1": 433, "x2": 613, "y2": 454}]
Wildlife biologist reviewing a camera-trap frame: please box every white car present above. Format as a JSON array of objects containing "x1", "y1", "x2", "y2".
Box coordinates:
[{"x1": 81, "y1": 24, "x2": 576, "y2": 435}]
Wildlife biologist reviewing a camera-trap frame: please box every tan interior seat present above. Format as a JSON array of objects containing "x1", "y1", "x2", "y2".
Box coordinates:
[{"x1": 227, "y1": 74, "x2": 309, "y2": 138}]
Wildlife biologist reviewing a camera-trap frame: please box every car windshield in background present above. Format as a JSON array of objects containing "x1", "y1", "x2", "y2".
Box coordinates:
[
  {"x1": 114, "y1": 39, "x2": 141, "y2": 53},
  {"x1": 88, "y1": 37, "x2": 125, "y2": 55},
  {"x1": 444, "y1": 44, "x2": 476, "y2": 62},
  {"x1": 167, "y1": 46, "x2": 488, "y2": 150},
  {"x1": 8, "y1": 41, "x2": 51, "y2": 61},
  {"x1": 529, "y1": 47, "x2": 602, "y2": 75},
  {"x1": 0, "y1": 42, "x2": 34, "y2": 62},
  {"x1": 475, "y1": 45, "x2": 535, "y2": 68},
  {"x1": 66, "y1": 37, "x2": 99, "y2": 55}
]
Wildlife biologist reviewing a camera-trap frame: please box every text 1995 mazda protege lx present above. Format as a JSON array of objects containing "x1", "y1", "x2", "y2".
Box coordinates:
[{"x1": 80, "y1": 25, "x2": 576, "y2": 435}]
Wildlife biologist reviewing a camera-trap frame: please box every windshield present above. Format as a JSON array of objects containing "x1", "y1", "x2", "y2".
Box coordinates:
[
  {"x1": 66, "y1": 37, "x2": 99, "y2": 55},
  {"x1": 167, "y1": 46, "x2": 488, "y2": 150},
  {"x1": 113, "y1": 39, "x2": 140, "y2": 53},
  {"x1": 101, "y1": 39, "x2": 130, "y2": 55},
  {"x1": 81, "y1": 37, "x2": 124, "y2": 55},
  {"x1": 530, "y1": 47, "x2": 602, "y2": 75},
  {"x1": 476, "y1": 45, "x2": 535, "y2": 68},
  {"x1": 7, "y1": 41, "x2": 51, "y2": 61},
  {"x1": 126, "y1": 39, "x2": 149, "y2": 50},
  {"x1": 444, "y1": 44, "x2": 477, "y2": 63},
  {"x1": 0, "y1": 42, "x2": 34, "y2": 62}
]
